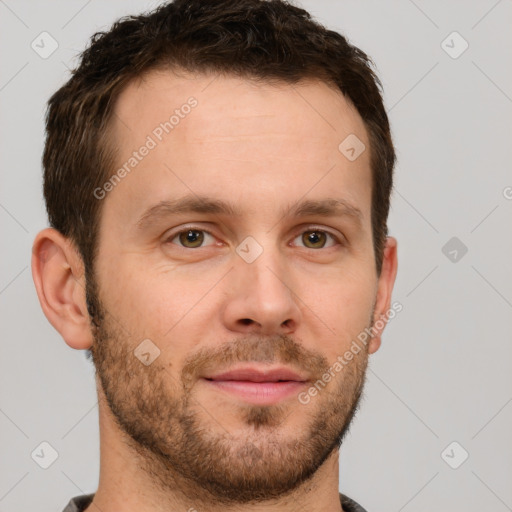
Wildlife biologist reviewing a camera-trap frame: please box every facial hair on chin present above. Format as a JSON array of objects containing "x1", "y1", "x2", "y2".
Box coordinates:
[{"x1": 86, "y1": 276, "x2": 372, "y2": 505}]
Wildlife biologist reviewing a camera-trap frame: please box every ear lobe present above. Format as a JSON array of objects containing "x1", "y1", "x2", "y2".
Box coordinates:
[
  {"x1": 31, "y1": 228, "x2": 94, "y2": 350},
  {"x1": 368, "y1": 236, "x2": 398, "y2": 355}
]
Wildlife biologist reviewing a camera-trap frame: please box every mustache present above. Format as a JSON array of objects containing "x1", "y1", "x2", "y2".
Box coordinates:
[{"x1": 180, "y1": 334, "x2": 330, "y2": 389}]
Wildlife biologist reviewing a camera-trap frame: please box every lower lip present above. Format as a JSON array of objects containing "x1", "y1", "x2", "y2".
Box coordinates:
[{"x1": 203, "y1": 379, "x2": 307, "y2": 405}]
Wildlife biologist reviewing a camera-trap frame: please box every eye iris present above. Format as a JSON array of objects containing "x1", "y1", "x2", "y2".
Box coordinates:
[
  {"x1": 303, "y1": 231, "x2": 326, "y2": 248},
  {"x1": 179, "y1": 229, "x2": 204, "y2": 248}
]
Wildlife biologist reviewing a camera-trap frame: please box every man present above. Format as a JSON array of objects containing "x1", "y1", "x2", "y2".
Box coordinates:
[{"x1": 31, "y1": 1, "x2": 398, "y2": 511}]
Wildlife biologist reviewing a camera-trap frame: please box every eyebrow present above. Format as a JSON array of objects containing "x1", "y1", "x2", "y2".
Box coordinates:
[{"x1": 135, "y1": 194, "x2": 363, "y2": 230}]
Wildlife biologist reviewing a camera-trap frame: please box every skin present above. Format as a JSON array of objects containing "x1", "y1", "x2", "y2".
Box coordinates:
[{"x1": 32, "y1": 69, "x2": 398, "y2": 512}]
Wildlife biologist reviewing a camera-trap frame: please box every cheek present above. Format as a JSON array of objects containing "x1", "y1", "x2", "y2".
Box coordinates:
[
  {"x1": 99, "y1": 259, "x2": 218, "y2": 348},
  {"x1": 304, "y1": 266, "x2": 375, "y2": 354}
]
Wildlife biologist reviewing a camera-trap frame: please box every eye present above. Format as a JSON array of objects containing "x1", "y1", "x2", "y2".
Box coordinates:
[
  {"x1": 167, "y1": 228, "x2": 217, "y2": 248},
  {"x1": 292, "y1": 228, "x2": 342, "y2": 249},
  {"x1": 165, "y1": 226, "x2": 343, "y2": 250}
]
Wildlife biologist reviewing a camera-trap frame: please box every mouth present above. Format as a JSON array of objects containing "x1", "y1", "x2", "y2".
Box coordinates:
[{"x1": 201, "y1": 365, "x2": 309, "y2": 405}]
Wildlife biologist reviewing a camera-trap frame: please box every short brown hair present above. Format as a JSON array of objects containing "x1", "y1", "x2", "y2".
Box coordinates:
[{"x1": 43, "y1": 0, "x2": 395, "y2": 292}]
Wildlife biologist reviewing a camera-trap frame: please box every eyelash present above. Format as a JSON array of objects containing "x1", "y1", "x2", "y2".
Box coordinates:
[{"x1": 165, "y1": 225, "x2": 344, "y2": 250}]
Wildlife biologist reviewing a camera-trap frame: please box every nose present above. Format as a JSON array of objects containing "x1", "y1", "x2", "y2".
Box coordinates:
[{"x1": 221, "y1": 242, "x2": 302, "y2": 335}]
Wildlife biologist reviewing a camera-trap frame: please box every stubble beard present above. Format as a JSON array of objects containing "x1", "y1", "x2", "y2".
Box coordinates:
[{"x1": 86, "y1": 273, "x2": 370, "y2": 506}]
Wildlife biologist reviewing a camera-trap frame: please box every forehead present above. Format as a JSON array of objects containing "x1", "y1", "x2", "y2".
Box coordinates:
[
  {"x1": 112, "y1": 68, "x2": 369, "y2": 148},
  {"x1": 103, "y1": 68, "x2": 372, "y2": 227}
]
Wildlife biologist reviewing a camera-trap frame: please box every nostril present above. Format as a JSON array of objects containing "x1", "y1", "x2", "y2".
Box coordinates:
[{"x1": 240, "y1": 318, "x2": 252, "y2": 325}]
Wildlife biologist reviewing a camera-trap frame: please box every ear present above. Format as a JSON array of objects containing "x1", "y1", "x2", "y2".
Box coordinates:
[
  {"x1": 368, "y1": 236, "x2": 398, "y2": 355},
  {"x1": 31, "y1": 228, "x2": 93, "y2": 350}
]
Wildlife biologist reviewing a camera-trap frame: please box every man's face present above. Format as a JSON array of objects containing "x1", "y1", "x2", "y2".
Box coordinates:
[{"x1": 89, "y1": 70, "x2": 381, "y2": 503}]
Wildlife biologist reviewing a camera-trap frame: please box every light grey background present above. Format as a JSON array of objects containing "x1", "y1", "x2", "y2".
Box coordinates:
[{"x1": 1, "y1": 1, "x2": 511, "y2": 511}]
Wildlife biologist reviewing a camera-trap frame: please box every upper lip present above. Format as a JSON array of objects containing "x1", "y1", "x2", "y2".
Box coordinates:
[{"x1": 204, "y1": 366, "x2": 309, "y2": 383}]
